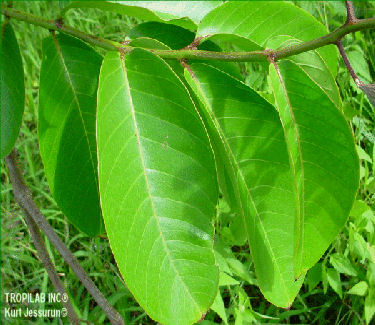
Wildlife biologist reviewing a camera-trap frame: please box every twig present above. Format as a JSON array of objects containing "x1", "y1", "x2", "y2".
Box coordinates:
[
  {"x1": 21, "y1": 210, "x2": 80, "y2": 324},
  {"x1": 345, "y1": 1, "x2": 357, "y2": 24},
  {"x1": 5, "y1": 150, "x2": 124, "y2": 325},
  {"x1": 1, "y1": 7, "x2": 374, "y2": 62},
  {"x1": 337, "y1": 40, "x2": 362, "y2": 86}
]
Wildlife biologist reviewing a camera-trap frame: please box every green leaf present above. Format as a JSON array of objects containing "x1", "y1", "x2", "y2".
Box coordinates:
[
  {"x1": 266, "y1": 36, "x2": 342, "y2": 110},
  {"x1": 326, "y1": 268, "x2": 342, "y2": 298},
  {"x1": 96, "y1": 49, "x2": 219, "y2": 325},
  {"x1": 185, "y1": 63, "x2": 303, "y2": 308},
  {"x1": 63, "y1": 1, "x2": 221, "y2": 30},
  {"x1": 219, "y1": 272, "x2": 239, "y2": 287},
  {"x1": 306, "y1": 262, "x2": 322, "y2": 292},
  {"x1": 211, "y1": 291, "x2": 228, "y2": 325},
  {"x1": 130, "y1": 22, "x2": 194, "y2": 50},
  {"x1": 365, "y1": 287, "x2": 375, "y2": 325},
  {"x1": 1, "y1": 22, "x2": 25, "y2": 158},
  {"x1": 120, "y1": 1, "x2": 222, "y2": 24},
  {"x1": 348, "y1": 281, "x2": 368, "y2": 296},
  {"x1": 38, "y1": 34, "x2": 103, "y2": 236},
  {"x1": 197, "y1": 1, "x2": 337, "y2": 76},
  {"x1": 269, "y1": 60, "x2": 359, "y2": 277},
  {"x1": 329, "y1": 253, "x2": 358, "y2": 276}
]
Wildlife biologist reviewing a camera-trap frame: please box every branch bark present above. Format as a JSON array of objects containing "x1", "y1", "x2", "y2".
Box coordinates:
[
  {"x1": 345, "y1": 1, "x2": 357, "y2": 24},
  {"x1": 19, "y1": 208, "x2": 80, "y2": 324},
  {"x1": 5, "y1": 150, "x2": 124, "y2": 325},
  {"x1": 1, "y1": 6, "x2": 374, "y2": 62}
]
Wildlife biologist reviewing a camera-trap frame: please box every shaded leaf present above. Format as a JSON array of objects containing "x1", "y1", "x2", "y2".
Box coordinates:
[
  {"x1": 130, "y1": 22, "x2": 194, "y2": 50},
  {"x1": 38, "y1": 34, "x2": 103, "y2": 236},
  {"x1": 365, "y1": 287, "x2": 375, "y2": 325},
  {"x1": 96, "y1": 49, "x2": 219, "y2": 325},
  {"x1": 1, "y1": 22, "x2": 25, "y2": 158},
  {"x1": 269, "y1": 60, "x2": 359, "y2": 277},
  {"x1": 185, "y1": 63, "x2": 303, "y2": 308},
  {"x1": 326, "y1": 268, "x2": 342, "y2": 298},
  {"x1": 306, "y1": 262, "x2": 322, "y2": 292},
  {"x1": 211, "y1": 290, "x2": 228, "y2": 325}
]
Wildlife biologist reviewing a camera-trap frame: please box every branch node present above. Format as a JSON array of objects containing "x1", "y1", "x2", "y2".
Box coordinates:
[{"x1": 55, "y1": 17, "x2": 64, "y2": 29}]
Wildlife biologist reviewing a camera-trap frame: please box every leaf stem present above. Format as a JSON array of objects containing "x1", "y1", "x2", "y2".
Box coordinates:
[
  {"x1": 1, "y1": 6, "x2": 374, "y2": 62},
  {"x1": 5, "y1": 149, "x2": 125, "y2": 325}
]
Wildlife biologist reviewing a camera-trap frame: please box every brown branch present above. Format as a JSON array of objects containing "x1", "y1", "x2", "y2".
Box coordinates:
[
  {"x1": 5, "y1": 150, "x2": 124, "y2": 325},
  {"x1": 345, "y1": 1, "x2": 357, "y2": 24},
  {"x1": 21, "y1": 210, "x2": 80, "y2": 324},
  {"x1": 337, "y1": 40, "x2": 362, "y2": 86}
]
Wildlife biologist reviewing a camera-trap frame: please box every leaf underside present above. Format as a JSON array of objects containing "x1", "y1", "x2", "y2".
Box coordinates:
[
  {"x1": 96, "y1": 49, "x2": 219, "y2": 325},
  {"x1": 1, "y1": 22, "x2": 25, "y2": 158},
  {"x1": 38, "y1": 34, "x2": 103, "y2": 236}
]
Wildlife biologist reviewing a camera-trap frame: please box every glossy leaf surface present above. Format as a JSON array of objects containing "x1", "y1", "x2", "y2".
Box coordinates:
[
  {"x1": 269, "y1": 60, "x2": 359, "y2": 277},
  {"x1": 197, "y1": 1, "x2": 337, "y2": 76},
  {"x1": 1, "y1": 22, "x2": 25, "y2": 158},
  {"x1": 185, "y1": 63, "x2": 303, "y2": 308},
  {"x1": 38, "y1": 34, "x2": 103, "y2": 236},
  {"x1": 97, "y1": 49, "x2": 219, "y2": 325}
]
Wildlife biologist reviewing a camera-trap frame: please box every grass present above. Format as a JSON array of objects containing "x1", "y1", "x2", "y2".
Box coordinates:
[{"x1": 1, "y1": 1, "x2": 374, "y2": 324}]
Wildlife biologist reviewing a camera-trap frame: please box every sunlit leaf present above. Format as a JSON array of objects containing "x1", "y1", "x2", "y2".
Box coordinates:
[{"x1": 97, "y1": 49, "x2": 219, "y2": 324}]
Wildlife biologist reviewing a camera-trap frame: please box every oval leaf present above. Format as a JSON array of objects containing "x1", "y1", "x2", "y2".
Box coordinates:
[
  {"x1": 184, "y1": 63, "x2": 303, "y2": 308},
  {"x1": 38, "y1": 34, "x2": 103, "y2": 236},
  {"x1": 1, "y1": 22, "x2": 25, "y2": 158},
  {"x1": 197, "y1": 1, "x2": 337, "y2": 76},
  {"x1": 96, "y1": 49, "x2": 219, "y2": 324},
  {"x1": 269, "y1": 60, "x2": 359, "y2": 277}
]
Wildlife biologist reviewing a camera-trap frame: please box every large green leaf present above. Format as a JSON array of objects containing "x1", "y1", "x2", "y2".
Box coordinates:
[
  {"x1": 1, "y1": 22, "x2": 25, "y2": 158},
  {"x1": 269, "y1": 60, "x2": 359, "y2": 277},
  {"x1": 63, "y1": 1, "x2": 221, "y2": 30},
  {"x1": 96, "y1": 49, "x2": 219, "y2": 324},
  {"x1": 184, "y1": 63, "x2": 303, "y2": 308},
  {"x1": 197, "y1": 1, "x2": 337, "y2": 76},
  {"x1": 38, "y1": 34, "x2": 103, "y2": 236}
]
